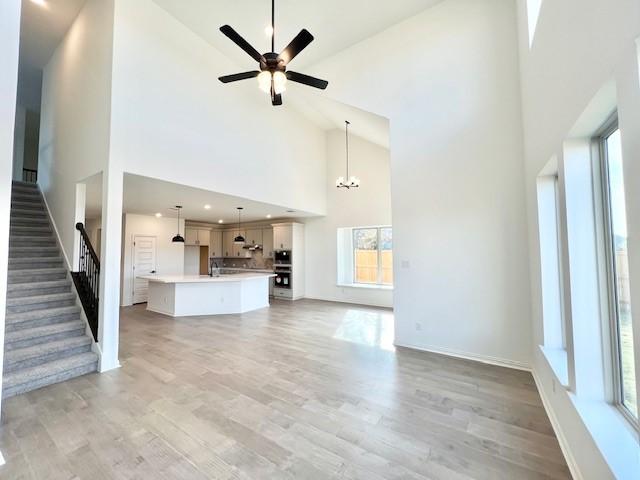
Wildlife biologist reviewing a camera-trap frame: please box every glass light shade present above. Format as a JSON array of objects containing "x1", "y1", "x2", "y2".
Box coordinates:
[
  {"x1": 234, "y1": 235, "x2": 245, "y2": 245},
  {"x1": 257, "y1": 71, "x2": 272, "y2": 93},
  {"x1": 172, "y1": 234, "x2": 185, "y2": 243},
  {"x1": 272, "y1": 71, "x2": 287, "y2": 94},
  {"x1": 336, "y1": 176, "x2": 345, "y2": 187},
  {"x1": 349, "y1": 176, "x2": 360, "y2": 187}
]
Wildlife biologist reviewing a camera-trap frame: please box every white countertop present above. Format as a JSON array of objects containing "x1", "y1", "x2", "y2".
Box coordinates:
[{"x1": 138, "y1": 273, "x2": 275, "y2": 284}]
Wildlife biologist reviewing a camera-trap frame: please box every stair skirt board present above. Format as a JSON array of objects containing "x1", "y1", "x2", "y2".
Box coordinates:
[{"x1": 3, "y1": 181, "x2": 98, "y2": 399}]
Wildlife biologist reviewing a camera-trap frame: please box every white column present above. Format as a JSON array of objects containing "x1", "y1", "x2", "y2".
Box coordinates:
[
  {"x1": 72, "y1": 182, "x2": 86, "y2": 271},
  {"x1": 97, "y1": 167, "x2": 123, "y2": 372},
  {"x1": 0, "y1": 0, "x2": 22, "y2": 412}
]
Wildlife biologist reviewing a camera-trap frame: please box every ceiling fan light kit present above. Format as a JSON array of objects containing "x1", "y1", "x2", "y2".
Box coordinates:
[{"x1": 218, "y1": 0, "x2": 329, "y2": 106}]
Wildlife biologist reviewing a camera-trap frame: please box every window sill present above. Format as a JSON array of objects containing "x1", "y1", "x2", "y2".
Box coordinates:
[
  {"x1": 569, "y1": 395, "x2": 640, "y2": 480},
  {"x1": 540, "y1": 345, "x2": 639, "y2": 479},
  {"x1": 540, "y1": 345, "x2": 569, "y2": 387},
  {"x1": 337, "y1": 283, "x2": 393, "y2": 291}
]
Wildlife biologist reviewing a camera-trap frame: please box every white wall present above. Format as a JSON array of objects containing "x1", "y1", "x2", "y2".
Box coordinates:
[
  {"x1": 85, "y1": 217, "x2": 102, "y2": 257},
  {"x1": 517, "y1": 0, "x2": 640, "y2": 478},
  {"x1": 109, "y1": 0, "x2": 327, "y2": 216},
  {"x1": 38, "y1": 0, "x2": 115, "y2": 265},
  {"x1": 121, "y1": 213, "x2": 185, "y2": 306},
  {"x1": 307, "y1": 0, "x2": 531, "y2": 368},
  {"x1": 0, "y1": 0, "x2": 21, "y2": 412},
  {"x1": 12, "y1": 105, "x2": 25, "y2": 181},
  {"x1": 305, "y1": 130, "x2": 393, "y2": 307}
]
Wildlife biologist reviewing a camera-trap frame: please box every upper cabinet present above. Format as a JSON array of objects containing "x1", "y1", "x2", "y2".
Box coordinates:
[
  {"x1": 184, "y1": 228, "x2": 198, "y2": 245},
  {"x1": 185, "y1": 228, "x2": 211, "y2": 246},
  {"x1": 273, "y1": 224, "x2": 293, "y2": 250},
  {"x1": 222, "y1": 231, "x2": 235, "y2": 257},
  {"x1": 209, "y1": 230, "x2": 222, "y2": 258},
  {"x1": 245, "y1": 228, "x2": 262, "y2": 246},
  {"x1": 262, "y1": 227, "x2": 273, "y2": 258}
]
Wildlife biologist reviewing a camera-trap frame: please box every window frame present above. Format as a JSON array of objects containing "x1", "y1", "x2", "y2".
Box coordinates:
[
  {"x1": 352, "y1": 226, "x2": 392, "y2": 287},
  {"x1": 596, "y1": 114, "x2": 638, "y2": 426}
]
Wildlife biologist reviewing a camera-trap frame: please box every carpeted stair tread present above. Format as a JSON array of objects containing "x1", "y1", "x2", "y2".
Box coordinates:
[
  {"x1": 7, "y1": 279, "x2": 71, "y2": 296},
  {"x1": 8, "y1": 267, "x2": 67, "y2": 283},
  {"x1": 9, "y1": 246, "x2": 59, "y2": 257},
  {"x1": 9, "y1": 226, "x2": 52, "y2": 235},
  {"x1": 3, "y1": 336, "x2": 92, "y2": 373},
  {"x1": 6, "y1": 305, "x2": 80, "y2": 323},
  {"x1": 2, "y1": 352, "x2": 98, "y2": 398},
  {"x1": 5, "y1": 320, "x2": 86, "y2": 346},
  {"x1": 8, "y1": 257, "x2": 64, "y2": 270},
  {"x1": 6, "y1": 292, "x2": 75, "y2": 308}
]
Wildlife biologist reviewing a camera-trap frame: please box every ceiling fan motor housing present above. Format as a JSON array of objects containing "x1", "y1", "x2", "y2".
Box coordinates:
[{"x1": 261, "y1": 52, "x2": 286, "y2": 73}]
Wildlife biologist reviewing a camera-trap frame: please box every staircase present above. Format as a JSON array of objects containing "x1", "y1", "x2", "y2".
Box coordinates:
[{"x1": 3, "y1": 181, "x2": 98, "y2": 399}]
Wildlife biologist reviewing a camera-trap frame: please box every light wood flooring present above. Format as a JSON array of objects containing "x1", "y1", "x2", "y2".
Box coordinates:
[{"x1": 0, "y1": 299, "x2": 570, "y2": 479}]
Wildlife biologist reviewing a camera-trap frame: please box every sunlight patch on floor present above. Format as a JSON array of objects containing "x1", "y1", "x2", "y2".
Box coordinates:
[{"x1": 333, "y1": 309, "x2": 395, "y2": 351}]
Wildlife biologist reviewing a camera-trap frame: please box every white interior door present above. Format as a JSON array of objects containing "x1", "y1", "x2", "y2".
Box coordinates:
[{"x1": 133, "y1": 235, "x2": 157, "y2": 304}]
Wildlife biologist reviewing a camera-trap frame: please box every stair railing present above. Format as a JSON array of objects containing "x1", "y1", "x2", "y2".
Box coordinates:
[{"x1": 72, "y1": 222, "x2": 100, "y2": 341}]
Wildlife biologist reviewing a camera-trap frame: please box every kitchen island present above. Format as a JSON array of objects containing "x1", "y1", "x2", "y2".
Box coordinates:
[{"x1": 137, "y1": 272, "x2": 276, "y2": 317}]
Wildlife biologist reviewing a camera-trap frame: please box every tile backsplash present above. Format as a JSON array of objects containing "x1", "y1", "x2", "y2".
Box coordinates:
[{"x1": 211, "y1": 250, "x2": 274, "y2": 270}]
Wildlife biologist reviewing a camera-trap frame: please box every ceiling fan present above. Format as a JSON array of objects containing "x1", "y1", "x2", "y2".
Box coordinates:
[{"x1": 218, "y1": 0, "x2": 328, "y2": 106}]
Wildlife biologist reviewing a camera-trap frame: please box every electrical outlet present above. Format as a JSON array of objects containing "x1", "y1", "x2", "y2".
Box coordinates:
[{"x1": 401, "y1": 260, "x2": 410, "y2": 269}]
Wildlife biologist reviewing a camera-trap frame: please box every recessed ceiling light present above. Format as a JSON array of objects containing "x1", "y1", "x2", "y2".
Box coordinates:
[
  {"x1": 218, "y1": 219, "x2": 224, "y2": 224},
  {"x1": 155, "y1": 212, "x2": 162, "y2": 218},
  {"x1": 266, "y1": 214, "x2": 272, "y2": 219},
  {"x1": 204, "y1": 204, "x2": 211, "y2": 210},
  {"x1": 30, "y1": 0, "x2": 47, "y2": 7}
]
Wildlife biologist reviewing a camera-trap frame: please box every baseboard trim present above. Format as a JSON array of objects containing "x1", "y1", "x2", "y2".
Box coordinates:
[
  {"x1": 39, "y1": 186, "x2": 73, "y2": 271},
  {"x1": 531, "y1": 369, "x2": 583, "y2": 480},
  {"x1": 303, "y1": 294, "x2": 393, "y2": 309},
  {"x1": 394, "y1": 340, "x2": 531, "y2": 371}
]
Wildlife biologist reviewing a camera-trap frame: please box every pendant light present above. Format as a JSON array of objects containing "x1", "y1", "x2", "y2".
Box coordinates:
[
  {"x1": 336, "y1": 120, "x2": 360, "y2": 189},
  {"x1": 233, "y1": 207, "x2": 245, "y2": 244},
  {"x1": 172, "y1": 205, "x2": 185, "y2": 243}
]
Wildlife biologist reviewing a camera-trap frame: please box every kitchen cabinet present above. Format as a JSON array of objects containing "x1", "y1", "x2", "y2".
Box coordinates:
[
  {"x1": 273, "y1": 224, "x2": 292, "y2": 250},
  {"x1": 262, "y1": 227, "x2": 273, "y2": 258},
  {"x1": 209, "y1": 230, "x2": 222, "y2": 257},
  {"x1": 185, "y1": 228, "x2": 210, "y2": 246},
  {"x1": 245, "y1": 228, "x2": 262, "y2": 246},
  {"x1": 222, "y1": 231, "x2": 235, "y2": 257},
  {"x1": 185, "y1": 228, "x2": 198, "y2": 245}
]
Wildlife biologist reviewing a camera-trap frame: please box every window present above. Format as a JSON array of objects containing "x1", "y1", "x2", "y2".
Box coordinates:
[
  {"x1": 600, "y1": 120, "x2": 637, "y2": 420},
  {"x1": 353, "y1": 227, "x2": 393, "y2": 286}
]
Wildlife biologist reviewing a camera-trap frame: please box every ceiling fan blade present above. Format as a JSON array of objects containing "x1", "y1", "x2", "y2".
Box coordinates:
[
  {"x1": 218, "y1": 71, "x2": 260, "y2": 83},
  {"x1": 286, "y1": 71, "x2": 328, "y2": 90},
  {"x1": 220, "y1": 25, "x2": 265, "y2": 63},
  {"x1": 277, "y1": 29, "x2": 314, "y2": 65}
]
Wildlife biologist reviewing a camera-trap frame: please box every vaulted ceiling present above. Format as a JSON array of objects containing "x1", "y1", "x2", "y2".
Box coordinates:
[{"x1": 152, "y1": 0, "x2": 443, "y2": 69}]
